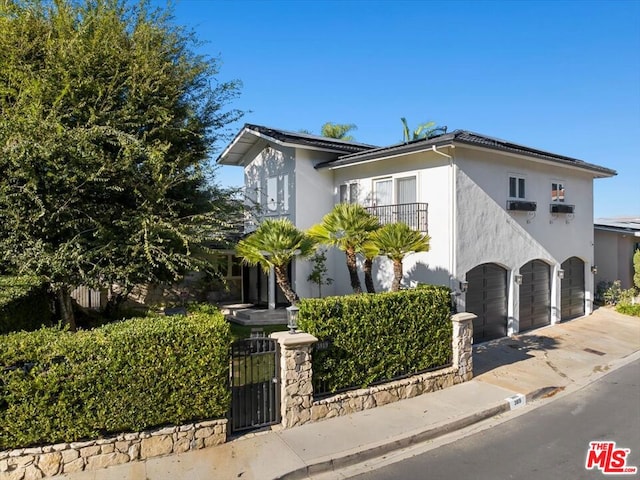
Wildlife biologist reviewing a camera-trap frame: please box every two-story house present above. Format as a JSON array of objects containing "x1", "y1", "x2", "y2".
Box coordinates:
[{"x1": 218, "y1": 124, "x2": 616, "y2": 342}]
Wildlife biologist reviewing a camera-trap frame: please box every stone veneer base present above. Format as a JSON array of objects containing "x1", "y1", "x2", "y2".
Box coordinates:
[
  {"x1": 0, "y1": 418, "x2": 227, "y2": 479},
  {"x1": 309, "y1": 365, "x2": 471, "y2": 422}
]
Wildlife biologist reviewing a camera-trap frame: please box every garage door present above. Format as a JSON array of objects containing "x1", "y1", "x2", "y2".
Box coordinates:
[
  {"x1": 519, "y1": 260, "x2": 550, "y2": 331},
  {"x1": 466, "y1": 263, "x2": 508, "y2": 342},
  {"x1": 561, "y1": 257, "x2": 585, "y2": 320}
]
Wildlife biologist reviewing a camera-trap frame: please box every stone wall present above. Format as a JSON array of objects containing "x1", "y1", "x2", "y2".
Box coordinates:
[
  {"x1": 0, "y1": 419, "x2": 226, "y2": 479},
  {"x1": 272, "y1": 312, "x2": 475, "y2": 429}
]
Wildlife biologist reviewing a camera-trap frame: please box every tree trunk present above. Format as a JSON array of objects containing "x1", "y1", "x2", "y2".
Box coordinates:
[
  {"x1": 345, "y1": 248, "x2": 362, "y2": 294},
  {"x1": 364, "y1": 257, "x2": 376, "y2": 294},
  {"x1": 274, "y1": 265, "x2": 300, "y2": 305},
  {"x1": 57, "y1": 285, "x2": 77, "y2": 332},
  {"x1": 391, "y1": 259, "x2": 403, "y2": 292}
]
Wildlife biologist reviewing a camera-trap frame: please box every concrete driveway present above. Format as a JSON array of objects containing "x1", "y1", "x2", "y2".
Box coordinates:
[{"x1": 473, "y1": 306, "x2": 640, "y2": 399}]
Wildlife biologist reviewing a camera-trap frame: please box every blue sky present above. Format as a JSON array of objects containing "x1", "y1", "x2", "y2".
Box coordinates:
[{"x1": 165, "y1": 0, "x2": 639, "y2": 218}]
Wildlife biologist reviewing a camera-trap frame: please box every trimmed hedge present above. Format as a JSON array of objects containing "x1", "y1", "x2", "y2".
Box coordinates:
[
  {"x1": 298, "y1": 286, "x2": 453, "y2": 394},
  {"x1": 0, "y1": 312, "x2": 230, "y2": 450},
  {"x1": 0, "y1": 276, "x2": 52, "y2": 334}
]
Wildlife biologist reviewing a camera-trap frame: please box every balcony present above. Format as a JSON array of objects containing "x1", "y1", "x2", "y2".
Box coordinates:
[{"x1": 365, "y1": 202, "x2": 428, "y2": 233}]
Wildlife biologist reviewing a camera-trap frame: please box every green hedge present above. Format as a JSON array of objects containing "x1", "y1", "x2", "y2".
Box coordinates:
[
  {"x1": 298, "y1": 286, "x2": 453, "y2": 394},
  {"x1": 0, "y1": 312, "x2": 230, "y2": 449},
  {"x1": 0, "y1": 276, "x2": 52, "y2": 334}
]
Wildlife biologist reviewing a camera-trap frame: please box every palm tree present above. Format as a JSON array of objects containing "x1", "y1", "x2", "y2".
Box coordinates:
[
  {"x1": 362, "y1": 237, "x2": 380, "y2": 294},
  {"x1": 401, "y1": 118, "x2": 447, "y2": 143},
  {"x1": 371, "y1": 222, "x2": 431, "y2": 292},
  {"x1": 236, "y1": 219, "x2": 315, "y2": 305},
  {"x1": 321, "y1": 122, "x2": 357, "y2": 141},
  {"x1": 308, "y1": 204, "x2": 380, "y2": 294}
]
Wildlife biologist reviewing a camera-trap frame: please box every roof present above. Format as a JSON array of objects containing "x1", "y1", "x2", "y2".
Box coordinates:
[
  {"x1": 217, "y1": 124, "x2": 376, "y2": 166},
  {"x1": 594, "y1": 218, "x2": 640, "y2": 236},
  {"x1": 315, "y1": 130, "x2": 617, "y2": 177}
]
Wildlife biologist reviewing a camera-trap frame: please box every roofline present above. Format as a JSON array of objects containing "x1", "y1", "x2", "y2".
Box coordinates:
[
  {"x1": 315, "y1": 130, "x2": 617, "y2": 177},
  {"x1": 594, "y1": 224, "x2": 640, "y2": 236},
  {"x1": 217, "y1": 124, "x2": 376, "y2": 165},
  {"x1": 316, "y1": 135, "x2": 457, "y2": 169},
  {"x1": 455, "y1": 142, "x2": 616, "y2": 178}
]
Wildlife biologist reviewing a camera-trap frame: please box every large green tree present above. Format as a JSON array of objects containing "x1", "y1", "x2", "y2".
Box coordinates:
[
  {"x1": 371, "y1": 222, "x2": 431, "y2": 292},
  {"x1": 308, "y1": 204, "x2": 379, "y2": 294},
  {"x1": 236, "y1": 219, "x2": 315, "y2": 305},
  {"x1": 0, "y1": 0, "x2": 244, "y2": 329}
]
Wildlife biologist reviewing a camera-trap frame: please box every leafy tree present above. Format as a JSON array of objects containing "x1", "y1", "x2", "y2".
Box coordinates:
[
  {"x1": 236, "y1": 219, "x2": 315, "y2": 305},
  {"x1": 371, "y1": 223, "x2": 431, "y2": 292},
  {"x1": 0, "y1": 0, "x2": 244, "y2": 329},
  {"x1": 321, "y1": 122, "x2": 358, "y2": 141},
  {"x1": 401, "y1": 117, "x2": 447, "y2": 142},
  {"x1": 308, "y1": 204, "x2": 379, "y2": 294},
  {"x1": 306, "y1": 249, "x2": 333, "y2": 297}
]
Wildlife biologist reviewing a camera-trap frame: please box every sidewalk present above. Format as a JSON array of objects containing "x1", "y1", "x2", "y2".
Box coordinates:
[{"x1": 54, "y1": 307, "x2": 640, "y2": 480}]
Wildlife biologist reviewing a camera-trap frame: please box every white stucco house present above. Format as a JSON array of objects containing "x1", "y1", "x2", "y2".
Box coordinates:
[
  {"x1": 594, "y1": 218, "x2": 640, "y2": 290},
  {"x1": 218, "y1": 124, "x2": 616, "y2": 342}
]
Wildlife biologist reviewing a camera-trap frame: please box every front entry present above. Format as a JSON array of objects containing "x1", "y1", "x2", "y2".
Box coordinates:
[
  {"x1": 230, "y1": 338, "x2": 280, "y2": 432},
  {"x1": 519, "y1": 260, "x2": 551, "y2": 331},
  {"x1": 466, "y1": 263, "x2": 508, "y2": 342},
  {"x1": 561, "y1": 257, "x2": 585, "y2": 320}
]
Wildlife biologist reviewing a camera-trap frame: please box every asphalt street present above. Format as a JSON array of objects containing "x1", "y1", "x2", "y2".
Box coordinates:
[{"x1": 350, "y1": 359, "x2": 640, "y2": 480}]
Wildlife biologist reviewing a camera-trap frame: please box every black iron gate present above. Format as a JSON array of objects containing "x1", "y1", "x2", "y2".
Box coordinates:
[{"x1": 230, "y1": 337, "x2": 280, "y2": 432}]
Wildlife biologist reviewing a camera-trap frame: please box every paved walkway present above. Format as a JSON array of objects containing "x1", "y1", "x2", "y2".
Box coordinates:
[{"x1": 54, "y1": 307, "x2": 640, "y2": 480}]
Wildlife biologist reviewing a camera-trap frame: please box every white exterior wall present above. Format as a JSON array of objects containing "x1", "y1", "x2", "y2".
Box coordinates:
[
  {"x1": 293, "y1": 148, "x2": 339, "y2": 298},
  {"x1": 244, "y1": 142, "x2": 296, "y2": 225},
  {"x1": 330, "y1": 150, "x2": 453, "y2": 294},
  {"x1": 454, "y1": 146, "x2": 597, "y2": 331},
  {"x1": 594, "y1": 229, "x2": 639, "y2": 289}
]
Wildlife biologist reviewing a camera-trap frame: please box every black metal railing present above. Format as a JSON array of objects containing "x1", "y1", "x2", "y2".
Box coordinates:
[{"x1": 365, "y1": 202, "x2": 428, "y2": 233}]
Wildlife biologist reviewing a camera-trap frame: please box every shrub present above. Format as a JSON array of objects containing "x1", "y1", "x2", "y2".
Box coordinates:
[
  {"x1": 616, "y1": 303, "x2": 640, "y2": 317},
  {"x1": 0, "y1": 312, "x2": 230, "y2": 449},
  {"x1": 0, "y1": 276, "x2": 53, "y2": 334},
  {"x1": 298, "y1": 286, "x2": 452, "y2": 394}
]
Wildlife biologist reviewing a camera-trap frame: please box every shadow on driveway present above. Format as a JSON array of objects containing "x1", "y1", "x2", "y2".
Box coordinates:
[{"x1": 473, "y1": 334, "x2": 560, "y2": 376}]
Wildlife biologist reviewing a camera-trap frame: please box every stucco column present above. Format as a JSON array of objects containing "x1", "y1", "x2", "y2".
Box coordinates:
[
  {"x1": 270, "y1": 331, "x2": 318, "y2": 429},
  {"x1": 268, "y1": 266, "x2": 276, "y2": 310},
  {"x1": 451, "y1": 312, "x2": 475, "y2": 382}
]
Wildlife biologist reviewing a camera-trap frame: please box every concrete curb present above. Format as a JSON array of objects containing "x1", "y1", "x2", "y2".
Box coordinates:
[{"x1": 277, "y1": 401, "x2": 511, "y2": 480}]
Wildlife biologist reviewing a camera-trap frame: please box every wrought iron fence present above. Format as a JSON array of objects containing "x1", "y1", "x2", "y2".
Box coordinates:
[{"x1": 365, "y1": 202, "x2": 428, "y2": 233}]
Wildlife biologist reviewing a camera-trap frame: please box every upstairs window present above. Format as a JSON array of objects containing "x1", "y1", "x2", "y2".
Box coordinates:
[
  {"x1": 551, "y1": 182, "x2": 565, "y2": 202},
  {"x1": 339, "y1": 183, "x2": 358, "y2": 204},
  {"x1": 509, "y1": 175, "x2": 526, "y2": 199}
]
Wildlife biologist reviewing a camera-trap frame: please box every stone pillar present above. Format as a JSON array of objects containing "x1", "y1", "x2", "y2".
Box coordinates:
[
  {"x1": 270, "y1": 331, "x2": 318, "y2": 429},
  {"x1": 451, "y1": 312, "x2": 475, "y2": 382}
]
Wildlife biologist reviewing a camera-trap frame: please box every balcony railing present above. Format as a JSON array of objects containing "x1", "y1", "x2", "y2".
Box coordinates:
[{"x1": 365, "y1": 202, "x2": 428, "y2": 233}]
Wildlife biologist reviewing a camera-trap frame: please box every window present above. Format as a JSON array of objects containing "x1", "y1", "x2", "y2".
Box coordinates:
[
  {"x1": 265, "y1": 175, "x2": 289, "y2": 212},
  {"x1": 267, "y1": 176, "x2": 278, "y2": 211},
  {"x1": 509, "y1": 176, "x2": 526, "y2": 199},
  {"x1": 397, "y1": 176, "x2": 417, "y2": 204},
  {"x1": 552, "y1": 182, "x2": 565, "y2": 202},
  {"x1": 373, "y1": 178, "x2": 393, "y2": 206},
  {"x1": 339, "y1": 183, "x2": 358, "y2": 204}
]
